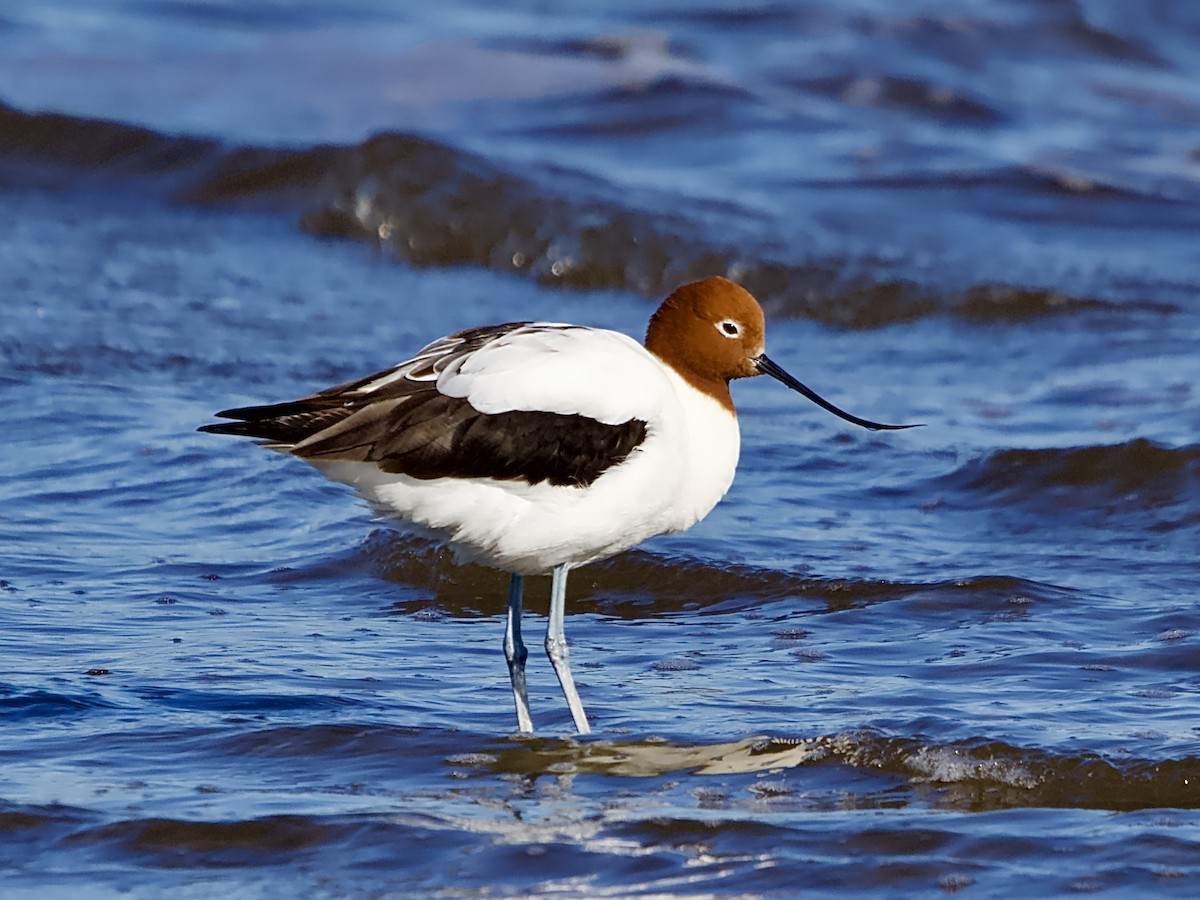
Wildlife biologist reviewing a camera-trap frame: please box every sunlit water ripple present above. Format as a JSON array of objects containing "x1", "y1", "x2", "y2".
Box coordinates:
[{"x1": 2, "y1": 0, "x2": 1200, "y2": 896}]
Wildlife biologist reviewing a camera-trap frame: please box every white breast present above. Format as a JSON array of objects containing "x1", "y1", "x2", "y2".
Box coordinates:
[{"x1": 653, "y1": 363, "x2": 741, "y2": 530}]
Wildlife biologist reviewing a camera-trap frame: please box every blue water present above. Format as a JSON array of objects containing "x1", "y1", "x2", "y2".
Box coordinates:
[{"x1": 2, "y1": 1, "x2": 1200, "y2": 896}]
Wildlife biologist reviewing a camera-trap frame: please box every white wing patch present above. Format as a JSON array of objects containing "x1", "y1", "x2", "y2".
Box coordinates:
[
  {"x1": 331, "y1": 321, "x2": 674, "y2": 427},
  {"x1": 438, "y1": 326, "x2": 672, "y2": 425}
]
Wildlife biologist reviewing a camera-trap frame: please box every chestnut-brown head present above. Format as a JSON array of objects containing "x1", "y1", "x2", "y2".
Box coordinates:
[
  {"x1": 646, "y1": 276, "x2": 920, "y2": 430},
  {"x1": 645, "y1": 276, "x2": 766, "y2": 410}
]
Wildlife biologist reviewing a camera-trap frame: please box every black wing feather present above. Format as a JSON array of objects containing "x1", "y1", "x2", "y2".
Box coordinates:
[
  {"x1": 199, "y1": 325, "x2": 648, "y2": 488},
  {"x1": 363, "y1": 397, "x2": 647, "y2": 487}
]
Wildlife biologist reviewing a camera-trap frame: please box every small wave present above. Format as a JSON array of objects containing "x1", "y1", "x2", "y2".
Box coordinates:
[
  {"x1": 338, "y1": 531, "x2": 1066, "y2": 622},
  {"x1": 0, "y1": 801, "x2": 93, "y2": 842},
  {"x1": 936, "y1": 439, "x2": 1200, "y2": 516},
  {"x1": 795, "y1": 164, "x2": 1183, "y2": 209},
  {"x1": 796, "y1": 74, "x2": 1003, "y2": 125},
  {"x1": 73, "y1": 814, "x2": 337, "y2": 861},
  {"x1": 800, "y1": 732, "x2": 1200, "y2": 811},
  {"x1": 0, "y1": 101, "x2": 1155, "y2": 327},
  {"x1": 955, "y1": 284, "x2": 1155, "y2": 321},
  {"x1": 0, "y1": 686, "x2": 120, "y2": 719},
  {"x1": 436, "y1": 729, "x2": 1200, "y2": 811},
  {"x1": 523, "y1": 75, "x2": 759, "y2": 139},
  {"x1": 0, "y1": 103, "x2": 222, "y2": 191},
  {"x1": 129, "y1": 686, "x2": 363, "y2": 714},
  {"x1": 355, "y1": 529, "x2": 903, "y2": 617},
  {"x1": 213, "y1": 723, "x2": 430, "y2": 759},
  {"x1": 66, "y1": 812, "x2": 445, "y2": 871},
  {"x1": 0, "y1": 102, "x2": 328, "y2": 209},
  {"x1": 486, "y1": 32, "x2": 692, "y2": 66},
  {"x1": 1053, "y1": 13, "x2": 1166, "y2": 66}
]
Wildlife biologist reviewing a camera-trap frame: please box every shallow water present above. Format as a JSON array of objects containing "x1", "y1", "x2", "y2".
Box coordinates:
[{"x1": 3, "y1": 1, "x2": 1200, "y2": 896}]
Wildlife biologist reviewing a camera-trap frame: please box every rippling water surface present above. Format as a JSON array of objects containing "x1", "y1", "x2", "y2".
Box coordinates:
[{"x1": 2, "y1": 1, "x2": 1200, "y2": 896}]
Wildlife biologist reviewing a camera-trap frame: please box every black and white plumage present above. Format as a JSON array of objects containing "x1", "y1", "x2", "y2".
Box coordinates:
[
  {"x1": 201, "y1": 277, "x2": 915, "y2": 734},
  {"x1": 204, "y1": 316, "x2": 739, "y2": 581},
  {"x1": 202, "y1": 323, "x2": 649, "y2": 489}
]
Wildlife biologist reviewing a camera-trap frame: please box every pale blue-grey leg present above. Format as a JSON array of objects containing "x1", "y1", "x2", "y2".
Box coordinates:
[
  {"x1": 504, "y1": 573, "x2": 534, "y2": 734},
  {"x1": 545, "y1": 564, "x2": 591, "y2": 734}
]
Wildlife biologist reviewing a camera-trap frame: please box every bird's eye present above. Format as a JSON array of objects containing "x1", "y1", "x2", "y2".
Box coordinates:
[{"x1": 718, "y1": 320, "x2": 741, "y2": 338}]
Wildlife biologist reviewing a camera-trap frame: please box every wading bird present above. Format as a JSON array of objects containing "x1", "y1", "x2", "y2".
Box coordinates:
[{"x1": 201, "y1": 277, "x2": 914, "y2": 734}]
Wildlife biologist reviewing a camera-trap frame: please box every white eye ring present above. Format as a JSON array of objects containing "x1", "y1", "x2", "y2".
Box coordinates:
[{"x1": 717, "y1": 320, "x2": 741, "y2": 338}]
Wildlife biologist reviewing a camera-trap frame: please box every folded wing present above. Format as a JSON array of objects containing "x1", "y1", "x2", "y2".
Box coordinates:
[{"x1": 200, "y1": 322, "x2": 654, "y2": 488}]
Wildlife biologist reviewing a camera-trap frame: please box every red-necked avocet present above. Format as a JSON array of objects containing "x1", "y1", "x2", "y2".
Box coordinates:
[{"x1": 200, "y1": 276, "x2": 915, "y2": 734}]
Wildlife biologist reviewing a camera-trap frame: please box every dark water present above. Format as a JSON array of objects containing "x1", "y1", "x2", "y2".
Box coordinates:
[{"x1": 3, "y1": 0, "x2": 1200, "y2": 896}]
